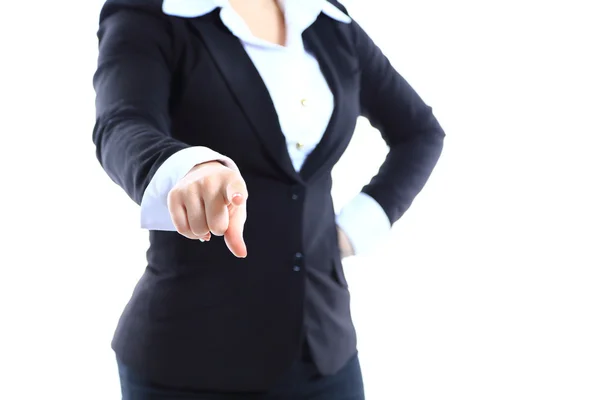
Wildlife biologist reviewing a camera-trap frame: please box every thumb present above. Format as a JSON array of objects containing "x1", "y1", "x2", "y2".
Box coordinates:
[{"x1": 224, "y1": 178, "x2": 247, "y2": 208}]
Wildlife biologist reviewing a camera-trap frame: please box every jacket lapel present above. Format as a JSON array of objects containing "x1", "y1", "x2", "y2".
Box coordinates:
[
  {"x1": 188, "y1": 14, "x2": 301, "y2": 183},
  {"x1": 298, "y1": 20, "x2": 343, "y2": 182}
]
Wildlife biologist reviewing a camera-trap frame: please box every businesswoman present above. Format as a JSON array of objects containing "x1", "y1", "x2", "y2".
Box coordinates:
[{"x1": 93, "y1": 0, "x2": 444, "y2": 398}]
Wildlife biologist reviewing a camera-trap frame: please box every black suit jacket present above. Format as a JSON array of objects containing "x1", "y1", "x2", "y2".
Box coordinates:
[{"x1": 93, "y1": 0, "x2": 445, "y2": 392}]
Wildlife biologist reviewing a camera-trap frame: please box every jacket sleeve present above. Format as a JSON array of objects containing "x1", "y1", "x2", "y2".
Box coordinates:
[
  {"x1": 92, "y1": 4, "x2": 189, "y2": 205},
  {"x1": 352, "y1": 20, "x2": 446, "y2": 225}
]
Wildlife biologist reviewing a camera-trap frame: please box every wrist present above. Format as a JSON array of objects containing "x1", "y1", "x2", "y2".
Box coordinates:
[{"x1": 187, "y1": 160, "x2": 225, "y2": 176}]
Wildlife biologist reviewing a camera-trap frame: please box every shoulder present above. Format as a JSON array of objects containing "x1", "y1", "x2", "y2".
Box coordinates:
[
  {"x1": 325, "y1": 0, "x2": 350, "y2": 14},
  {"x1": 97, "y1": 0, "x2": 179, "y2": 62},
  {"x1": 97, "y1": 0, "x2": 180, "y2": 45},
  {"x1": 319, "y1": 0, "x2": 362, "y2": 48},
  {"x1": 99, "y1": 0, "x2": 165, "y2": 22},
  {"x1": 102, "y1": 0, "x2": 163, "y2": 10}
]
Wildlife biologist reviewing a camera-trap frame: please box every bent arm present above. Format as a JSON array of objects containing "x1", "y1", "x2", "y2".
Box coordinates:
[
  {"x1": 353, "y1": 20, "x2": 445, "y2": 226},
  {"x1": 93, "y1": 5, "x2": 234, "y2": 230}
]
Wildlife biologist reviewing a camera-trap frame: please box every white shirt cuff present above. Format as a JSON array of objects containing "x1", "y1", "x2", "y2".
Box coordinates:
[
  {"x1": 335, "y1": 192, "x2": 391, "y2": 256},
  {"x1": 139, "y1": 147, "x2": 238, "y2": 231}
]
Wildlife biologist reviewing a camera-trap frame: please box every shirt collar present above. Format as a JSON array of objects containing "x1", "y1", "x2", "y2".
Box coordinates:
[{"x1": 162, "y1": 0, "x2": 351, "y2": 24}]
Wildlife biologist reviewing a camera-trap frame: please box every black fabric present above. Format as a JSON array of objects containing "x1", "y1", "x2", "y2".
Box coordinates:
[
  {"x1": 118, "y1": 352, "x2": 365, "y2": 399},
  {"x1": 93, "y1": 0, "x2": 445, "y2": 392}
]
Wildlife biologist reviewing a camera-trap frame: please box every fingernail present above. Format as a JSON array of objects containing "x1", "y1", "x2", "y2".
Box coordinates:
[{"x1": 199, "y1": 238, "x2": 205, "y2": 242}]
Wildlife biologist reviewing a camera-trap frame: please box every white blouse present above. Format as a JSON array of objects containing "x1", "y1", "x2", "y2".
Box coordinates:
[{"x1": 140, "y1": 0, "x2": 390, "y2": 255}]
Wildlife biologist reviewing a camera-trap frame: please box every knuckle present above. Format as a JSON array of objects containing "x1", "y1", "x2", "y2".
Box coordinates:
[
  {"x1": 199, "y1": 175, "x2": 220, "y2": 194},
  {"x1": 167, "y1": 188, "x2": 181, "y2": 206},
  {"x1": 211, "y1": 222, "x2": 228, "y2": 236},
  {"x1": 207, "y1": 212, "x2": 228, "y2": 235},
  {"x1": 198, "y1": 173, "x2": 212, "y2": 186},
  {"x1": 189, "y1": 220, "x2": 208, "y2": 237},
  {"x1": 189, "y1": 228, "x2": 205, "y2": 238},
  {"x1": 184, "y1": 180, "x2": 202, "y2": 197},
  {"x1": 176, "y1": 227, "x2": 193, "y2": 238},
  {"x1": 172, "y1": 219, "x2": 187, "y2": 234}
]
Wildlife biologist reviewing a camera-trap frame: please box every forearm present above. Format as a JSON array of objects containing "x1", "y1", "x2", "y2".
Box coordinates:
[
  {"x1": 93, "y1": 113, "x2": 188, "y2": 205},
  {"x1": 362, "y1": 124, "x2": 444, "y2": 224}
]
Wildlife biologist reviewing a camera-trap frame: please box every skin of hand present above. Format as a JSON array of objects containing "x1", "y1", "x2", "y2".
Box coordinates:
[
  {"x1": 167, "y1": 161, "x2": 248, "y2": 258},
  {"x1": 337, "y1": 225, "x2": 355, "y2": 259},
  {"x1": 168, "y1": 161, "x2": 356, "y2": 260}
]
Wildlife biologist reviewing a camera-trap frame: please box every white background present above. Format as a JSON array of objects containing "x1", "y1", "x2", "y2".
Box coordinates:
[{"x1": 0, "y1": 0, "x2": 599, "y2": 399}]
